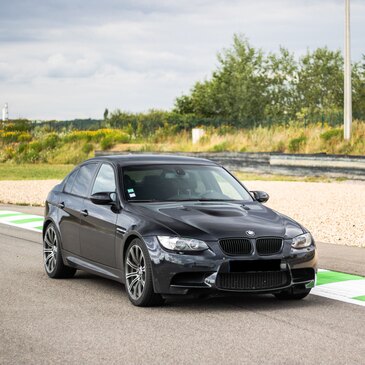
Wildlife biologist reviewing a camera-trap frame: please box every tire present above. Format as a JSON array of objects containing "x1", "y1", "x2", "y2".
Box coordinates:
[
  {"x1": 43, "y1": 223, "x2": 76, "y2": 279},
  {"x1": 124, "y1": 238, "x2": 164, "y2": 307},
  {"x1": 274, "y1": 286, "x2": 311, "y2": 300}
]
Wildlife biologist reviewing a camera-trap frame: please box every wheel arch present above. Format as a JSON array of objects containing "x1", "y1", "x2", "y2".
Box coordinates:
[
  {"x1": 122, "y1": 231, "x2": 144, "y2": 265},
  {"x1": 42, "y1": 218, "x2": 55, "y2": 238}
]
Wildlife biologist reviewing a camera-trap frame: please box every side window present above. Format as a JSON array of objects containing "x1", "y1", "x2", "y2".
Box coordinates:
[
  {"x1": 91, "y1": 164, "x2": 116, "y2": 195},
  {"x1": 64, "y1": 169, "x2": 78, "y2": 194},
  {"x1": 71, "y1": 164, "x2": 98, "y2": 197}
]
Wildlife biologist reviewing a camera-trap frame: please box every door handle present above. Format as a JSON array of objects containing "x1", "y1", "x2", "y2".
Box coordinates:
[
  {"x1": 58, "y1": 202, "x2": 65, "y2": 209},
  {"x1": 80, "y1": 209, "x2": 88, "y2": 217}
]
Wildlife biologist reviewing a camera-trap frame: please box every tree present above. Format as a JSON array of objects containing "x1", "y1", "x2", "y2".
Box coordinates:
[
  {"x1": 103, "y1": 108, "x2": 109, "y2": 121},
  {"x1": 296, "y1": 48, "x2": 344, "y2": 117},
  {"x1": 175, "y1": 35, "x2": 268, "y2": 126},
  {"x1": 264, "y1": 47, "x2": 298, "y2": 122},
  {"x1": 353, "y1": 55, "x2": 365, "y2": 119}
]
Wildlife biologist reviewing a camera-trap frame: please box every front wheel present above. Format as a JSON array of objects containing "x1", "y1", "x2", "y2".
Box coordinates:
[{"x1": 124, "y1": 238, "x2": 164, "y2": 307}]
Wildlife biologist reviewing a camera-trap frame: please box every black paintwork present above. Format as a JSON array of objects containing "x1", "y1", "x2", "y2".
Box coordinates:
[{"x1": 44, "y1": 154, "x2": 317, "y2": 296}]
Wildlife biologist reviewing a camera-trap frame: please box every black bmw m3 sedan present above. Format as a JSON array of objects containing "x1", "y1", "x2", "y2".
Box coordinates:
[{"x1": 43, "y1": 154, "x2": 317, "y2": 306}]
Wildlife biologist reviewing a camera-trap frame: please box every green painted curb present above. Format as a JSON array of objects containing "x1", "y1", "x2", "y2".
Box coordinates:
[
  {"x1": 11, "y1": 217, "x2": 44, "y2": 224},
  {"x1": 317, "y1": 271, "x2": 365, "y2": 286},
  {"x1": 352, "y1": 295, "x2": 365, "y2": 302},
  {"x1": 0, "y1": 213, "x2": 23, "y2": 217}
]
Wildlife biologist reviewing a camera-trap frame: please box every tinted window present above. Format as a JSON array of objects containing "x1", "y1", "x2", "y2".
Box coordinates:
[
  {"x1": 92, "y1": 164, "x2": 116, "y2": 195},
  {"x1": 123, "y1": 164, "x2": 253, "y2": 202},
  {"x1": 64, "y1": 169, "x2": 78, "y2": 193},
  {"x1": 71, "y1": 163, "x2": 98, "y2": 197}
]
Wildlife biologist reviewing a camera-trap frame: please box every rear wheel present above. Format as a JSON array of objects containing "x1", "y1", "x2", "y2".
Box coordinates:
[
  {"x1": 124, "y1": 238, "x2": 164, "y2": 307},
  {"x1": 274, "y1": 286, "x2": 311, "y2": 300},
  {"x1": 43, "y1": 223, "x2": 76, "y2": 279}
]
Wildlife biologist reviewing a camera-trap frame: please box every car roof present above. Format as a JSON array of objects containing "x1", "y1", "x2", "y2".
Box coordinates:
[{"x1": 85, "y1": 154, "x2": 218, "y2": 167}]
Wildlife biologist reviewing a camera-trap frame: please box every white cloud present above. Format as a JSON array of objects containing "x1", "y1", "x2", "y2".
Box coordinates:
[{"x1": 0, "y1": 0, "x2": 364, "y2": 119}]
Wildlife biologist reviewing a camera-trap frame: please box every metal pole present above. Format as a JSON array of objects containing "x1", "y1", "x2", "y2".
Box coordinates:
[{"x1": 344, "y1": 0, "x2": 352, "y2": 140}]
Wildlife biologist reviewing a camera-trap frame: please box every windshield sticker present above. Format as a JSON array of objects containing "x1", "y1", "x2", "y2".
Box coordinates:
[{"x1": 127, "y1": 188, "x2": 136, "y2": 198}]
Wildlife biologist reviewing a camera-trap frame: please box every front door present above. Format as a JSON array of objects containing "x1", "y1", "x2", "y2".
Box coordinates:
[{"x1": 80, "y1": 163, "x2": 118, "y2": 267}]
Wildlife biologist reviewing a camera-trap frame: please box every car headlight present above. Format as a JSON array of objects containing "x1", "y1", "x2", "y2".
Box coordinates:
[
  {"x1": 291, "y1": 233, "x2": 312, "y2": 249},
  {"x1": 157, "y1": 236, "x2": 209, "y2": 252}
]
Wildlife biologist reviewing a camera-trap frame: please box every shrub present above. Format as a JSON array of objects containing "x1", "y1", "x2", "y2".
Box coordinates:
[
  {"x1": 288, "y1": 135, "x2": 307, "y2": 153},
  {"x1": 29, "y1": 141, "x2": 43, "y2": 153},
  {"x1": 17, "y1": 142, "x2": 28, "y2": 154},
  {"x1": 320, "y1": 128, "x2": 343, "y2": 141},
  {"x1": 100, "y1": 136, "x2": 115, "y2": 150},
  {"x1": 1, "y1": 146, "x2": 16, "y2": 161},
  {"x1": 17, "y1": 133, "x2": 32, "y2": 142},
  {"x1": 212, "y1": 141, "x2": 230, "y2": 152},
  {"x1": 82, "y1": 143, "x2": 94, "y2": 154},
  {"x1": 1, "y1": 131, "x2": 22, "y2": 143},
  {"x1": 43, "y1": 133, "x2": 60, "y2": 149}
]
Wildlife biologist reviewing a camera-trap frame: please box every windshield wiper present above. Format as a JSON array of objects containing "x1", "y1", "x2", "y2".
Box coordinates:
[{"x1": 128, "y1": 199, "x2": 163, "y2": 203}]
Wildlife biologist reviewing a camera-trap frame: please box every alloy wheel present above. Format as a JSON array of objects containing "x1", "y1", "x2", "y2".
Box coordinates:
[
  {"x1": 126, "y1": 244, "x2": 146, "y2": 300},
  {"x1": 43, "y1": 225, "x2": 58, "y2": 274}
]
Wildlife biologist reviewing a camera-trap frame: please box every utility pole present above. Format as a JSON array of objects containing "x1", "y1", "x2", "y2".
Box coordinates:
[{"x1": 344, "y1": 0, "x2": 352, "y2": 140}]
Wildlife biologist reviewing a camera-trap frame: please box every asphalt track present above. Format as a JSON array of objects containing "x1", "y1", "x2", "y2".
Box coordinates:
[{"x1": 0, "y1": 223, "x2": 364, "y2": 365}]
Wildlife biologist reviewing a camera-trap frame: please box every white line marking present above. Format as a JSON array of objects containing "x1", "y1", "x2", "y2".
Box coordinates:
[{"x1": 311, "y1": 290, "x2": 365, "y2": 307}]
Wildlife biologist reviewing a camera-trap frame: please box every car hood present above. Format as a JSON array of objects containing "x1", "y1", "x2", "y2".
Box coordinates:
[{"x1": 130, "y1": 201, "x2": 304, "y2": 241}]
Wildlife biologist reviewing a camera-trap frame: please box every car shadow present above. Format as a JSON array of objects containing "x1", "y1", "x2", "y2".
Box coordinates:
[{"x1": 70, "y1": 271, "x2": 323, "y2": 312}]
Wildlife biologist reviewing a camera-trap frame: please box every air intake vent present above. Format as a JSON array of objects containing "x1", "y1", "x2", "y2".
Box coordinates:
[
  {"x1": 256, "y1": 238, "x2": 283, "y2": 255},
  {"x1": 216, "y1": 271, "x2": 289, "y2": 290},
  {"x1": 219, "y1": 238, "x2": 252, "y2": 255}
]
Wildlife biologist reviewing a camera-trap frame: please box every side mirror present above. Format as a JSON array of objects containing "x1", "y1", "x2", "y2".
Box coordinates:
[
  {"x1": 250, "y1": 190, "x2": 269, "y2": 203},
  {"x1": 90, "y1": 192, "x2": 115, "y2": 205}
]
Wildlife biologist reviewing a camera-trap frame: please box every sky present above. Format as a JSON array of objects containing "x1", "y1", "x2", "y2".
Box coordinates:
[{"x1": 0, "y1": 0, "x2": 364, "y2": 120}]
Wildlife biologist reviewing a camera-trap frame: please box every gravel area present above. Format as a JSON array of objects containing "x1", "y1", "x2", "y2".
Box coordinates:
[{"x1": 0, "y1": 179, "x2": 364, "y2": 247}]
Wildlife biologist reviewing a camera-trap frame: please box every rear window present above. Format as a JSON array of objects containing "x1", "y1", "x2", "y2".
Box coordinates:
[
  {"x1": 64, "y1": 169, "x2": 78, "y2": 194},
  {"x1": 70, "y1": 163, "x2": 98, "y2": 197}
]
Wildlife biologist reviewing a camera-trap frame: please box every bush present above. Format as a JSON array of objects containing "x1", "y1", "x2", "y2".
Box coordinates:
[
  {"x1": 0, "y1": 131, "x2": 22, "y2": 143},
  {"x1": 43, "y1": 133, "x2": 60, "y2": 149},
  {"x1": 82, "y1": 143, "x2": 94, "y2": 154},
  {"x1": 320, "y1": 128, "x2": 343, "y2": 141},
  {"x1": 17, "y1": 133, "x2": 32, "y2": 142},
  {"x1": 29, "y1": 141, "x2": 43, "y2": 153},
  {"x1": 288, "y1": 135, "x2": 307, "y2": 153},
  {"x1": 212, "y1": 141, "x2": 230, "y2": 152},
  {"x1": 100, "y1": 136, "x2": 115, "y2": 150}
]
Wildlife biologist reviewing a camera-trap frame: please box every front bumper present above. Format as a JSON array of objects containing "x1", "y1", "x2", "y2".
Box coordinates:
[{"x1": 143, "y1": 236, "x2": 318, "y2": 295}]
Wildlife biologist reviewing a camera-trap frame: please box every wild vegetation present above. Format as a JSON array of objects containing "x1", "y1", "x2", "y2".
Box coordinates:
[{"x1": 0, "y1": 35, "x2": 364, "y2": 165}]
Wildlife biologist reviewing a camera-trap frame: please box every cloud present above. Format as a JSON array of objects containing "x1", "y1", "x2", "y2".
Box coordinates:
[{"x1": 0, "y1": 0, "x2": 364, "y2": 119}]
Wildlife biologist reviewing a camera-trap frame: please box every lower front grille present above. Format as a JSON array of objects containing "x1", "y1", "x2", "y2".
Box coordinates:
[{"x1": 216, "y1": 271, "x2": 289, "y2": 290}]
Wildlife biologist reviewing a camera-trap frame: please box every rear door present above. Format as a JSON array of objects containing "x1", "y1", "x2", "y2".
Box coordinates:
[
  {"x1": 80, "y1": 163, "x2": 118, "y2": 267},
  {"x1": 58, "y1": 163, "x2": 98, "y2": 255}
]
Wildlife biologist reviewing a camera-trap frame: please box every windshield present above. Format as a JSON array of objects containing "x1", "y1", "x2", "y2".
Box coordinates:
[{"x1": 122, "y1": 164, "x2": 253, "y2": 202}]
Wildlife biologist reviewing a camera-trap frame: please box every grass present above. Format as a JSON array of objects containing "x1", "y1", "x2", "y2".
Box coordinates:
[
  {"x1": 110, "y1": 121, "x2": 365, "y2": 155},
  {"x1": 1, "y1": 121, "x2": 364, "y2": 166},
  {"x1": 0, "y1": 163, "x2": 74, "y2": 180}
]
